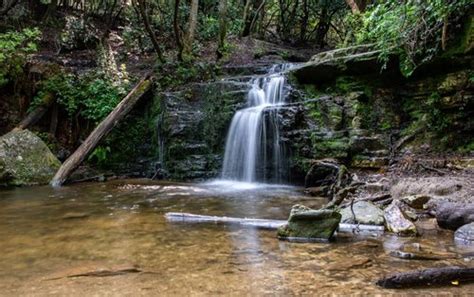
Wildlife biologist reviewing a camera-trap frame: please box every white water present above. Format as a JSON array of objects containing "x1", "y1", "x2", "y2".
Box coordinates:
[{"x1": 221, "y1": 64, "x2": 291, "y2": 183}]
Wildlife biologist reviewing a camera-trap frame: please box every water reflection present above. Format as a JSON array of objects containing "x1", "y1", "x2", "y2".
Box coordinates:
[{"x1": 0, "y1": 179, "x2": 472, "y2": 295}]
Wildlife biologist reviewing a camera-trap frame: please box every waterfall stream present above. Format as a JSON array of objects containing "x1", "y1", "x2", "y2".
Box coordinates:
[{"x1": 221, "y1": 64, "x2": 291, "y2": 183}]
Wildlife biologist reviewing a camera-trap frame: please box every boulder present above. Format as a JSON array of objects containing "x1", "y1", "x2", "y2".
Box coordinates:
[
  {"x1": 384, "y1": 201, "x2": 417, "y2": 235},
  {"x1": 0, "y1": 130, "x2": 61, "y2": 186},
  {"x1": 401, "y1": 194, "x2": 431, "y2": 209},
  {"x1": 277, "y1": 204, "x2": 341, "y2": 240},
  {"x1": 436, "y1": 202, "x2": 474, "y2": 230},
  {"x1": 454, "y1": 223, "x2": 474, "y2": 244},
  {"x1": 340, "y1": 201, "x2": 385, "y2": 225}
]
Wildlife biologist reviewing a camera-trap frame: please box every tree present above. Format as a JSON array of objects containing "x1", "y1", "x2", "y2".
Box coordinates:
[
  {"x1": 133, "y1": 0, "x2": 165, "y2": 63},
  {"x1": 216, "y1": 0, "x2": 227, "y2": 59},
  {"x1": 345, "y1": 0, "x2": 369, "y2": 14},
  {"x1": 182, "y1": 0, "x2": 199, "y2": 58},
  {"x1": 173, "y1": 0, "x2": 184, "y2": 61}
]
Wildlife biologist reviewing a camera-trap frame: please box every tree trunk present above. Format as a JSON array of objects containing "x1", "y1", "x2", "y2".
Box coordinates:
[
  {"x1": 216, "y1": 0, "x2": 227, "y2": 60},
  {"x1": 50, "y1": 74, "x2": 153, "y2": 187},
  {"x1": 376, "y1": 266, "x2": 474, "y2": 288},
  {"x1": 14, "y1": 93, "x2": 54, "y2": 131},
  {"x1": 345, "y1": 0, "x2": 368, "y2": 14},
  {"x1": 173, "y1": 0, "x2": 184, "y2": 61},
  {"x1": 241, "y1": 0, "x2": 251, "y2": 37},
  {"x1": 183, "y1": 0, "x2": 199, "y2": 58},
  {"x1": 315, "y1": 6, "x2": 330, "y2": 48},
  {"x1": 135, "y1": 0, "x2": 164, "y2": 63}
]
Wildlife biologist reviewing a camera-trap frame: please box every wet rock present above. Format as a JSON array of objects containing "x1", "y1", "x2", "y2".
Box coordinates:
[
  {"x1": 436, "y1": 202, "x2": 474, "y2": 230},
  {"x1": 384, "y1": 201, "x2": 417, "y2": 235},
  {"x1": 0, "y1": 129, "x2": 61, "y2": 186},
  {"x1": 277, "y1": 204, "x2": 341, "y2": 240},
  {"x1": 401, "y1": 194, "x2": 431, "y2": 209},
  {"x1": 388, "y1": 250, "x2": 456, "y2": 261},
  {"x1": 304, "y1": 160, "x2": 351, "y2": 191},
  {"x1": 340, "y1": 201, "x2": 385, "y2": 225},
  {"x1": 454, "y1": 223, "x2": 474, "y2": 244}
]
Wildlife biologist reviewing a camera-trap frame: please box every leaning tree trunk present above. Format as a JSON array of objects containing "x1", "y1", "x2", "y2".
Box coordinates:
[
  {"x1": 14, "y1": 92, "x2": 54, "y2": 131},
  {"x1": 50, "y1": 74, "x2": 153, "y2": 187}
]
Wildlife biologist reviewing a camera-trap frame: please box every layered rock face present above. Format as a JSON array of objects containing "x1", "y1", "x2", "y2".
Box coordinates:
[
  {"x1": 157, "y1": 79, "x2": 249, "y2": 180},
  {"x1": 0, "y1": 129, "x2": 61, "y2": 186},
  {"x1": 154, "y1": 47, "x2": 472, "y2": 181}
]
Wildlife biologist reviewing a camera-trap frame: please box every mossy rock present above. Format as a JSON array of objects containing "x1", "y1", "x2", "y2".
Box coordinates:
[
  {"x1": 277, "y1": 204, "x2": 341, "y2": 240},
  {"x1": 0, "y1": 129, "x2": 61, "y2": 186}
]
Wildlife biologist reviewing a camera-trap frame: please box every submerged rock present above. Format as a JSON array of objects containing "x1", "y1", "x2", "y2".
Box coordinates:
[
  {"x1": 340, "y1": 201, "x2": 385, "y2": 225},
  {"x1": 436, "y1": 202, "x2": 474, "y2": 230},
  {"x1": 384, "y1": 201, "x2": 417, "y2": 235},
  {"x1": 277, "y1": 204, "x2": 341, "y2": 241},
  {"x1": 454, "y1": 223, "x2": 474, "y2": 244},
  {"x1": 0, "y1": 129, "x2": 61, "y2": 186}
]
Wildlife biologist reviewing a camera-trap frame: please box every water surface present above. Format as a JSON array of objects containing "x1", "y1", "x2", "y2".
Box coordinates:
[{"x1": 0, "y1": 179, "x2": 472, "y2": 296}]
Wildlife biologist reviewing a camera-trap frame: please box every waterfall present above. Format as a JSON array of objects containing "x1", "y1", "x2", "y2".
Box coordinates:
[{"x1": 221, "y1": 64, "x2": 291, "y2": 183}]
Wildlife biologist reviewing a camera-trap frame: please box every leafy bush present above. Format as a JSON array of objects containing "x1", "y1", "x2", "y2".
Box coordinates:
[
  {"x1": 32, "y1": 70, "x2": 128, "y2": 123},
  {"x1": 0, "y1": 28, "x2": 41, "y2": 86},
  {"x1": 60, "y1": 15, "x2": 100, "y2": 51},
  {"x1": 344, "y1": 0, "x2": 472, "y2": 76}
]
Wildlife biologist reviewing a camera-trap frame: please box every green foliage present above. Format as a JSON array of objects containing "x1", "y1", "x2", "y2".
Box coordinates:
[
  {"x1": 88, "y1": 146, "x2": 111, "y2": 166},
  {"x1": 344, "y1": 0, "x2": 472, "y2": 76},
  {"x1": 32, "y1": 70, "x2": 128, "y2": 123},
  {"x1": 426, "y1": 92, "x2": 449, "y2": 132},
  {"x1": 0, "y1": 28, "x2": 41, "y2": 86}
]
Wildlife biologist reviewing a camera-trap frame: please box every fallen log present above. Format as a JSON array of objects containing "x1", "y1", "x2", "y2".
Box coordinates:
[
  {"x1": 50, "y1": 74, "x2": 153, "y2": 187},
  {"x1": 165, "y1": 212, "x2": 286, "y2": 229},
  {"x1": 164, "y1": 212, "x2": 385, "y2": 233},
  {"x1": 376, "y1": 266, "x2": 474, "y2": 288},
  {"x1": 14, "y1": 92, "x2": 54, "y2": 131}
]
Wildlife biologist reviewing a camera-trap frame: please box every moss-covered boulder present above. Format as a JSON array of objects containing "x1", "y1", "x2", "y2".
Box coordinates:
[
  {"x1": 277, "y1": 204, "x2": 341, "y2": 241},
  {"x1": 0, "y1": 129, "x2": 61, "y2": 186}
]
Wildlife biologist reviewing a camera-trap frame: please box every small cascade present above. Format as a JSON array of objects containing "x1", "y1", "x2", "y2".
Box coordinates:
[{"x1": 221, "y1": 64, "x2": 291, "y2": 183}]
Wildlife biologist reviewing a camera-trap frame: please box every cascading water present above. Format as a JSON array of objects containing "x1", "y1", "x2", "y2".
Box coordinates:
[{"x1": 221, "y1": 64, "x2": 291, "y2": 183}]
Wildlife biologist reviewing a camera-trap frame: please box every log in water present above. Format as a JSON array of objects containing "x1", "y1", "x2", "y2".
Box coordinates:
[
  {"x1": 164, "y1": 212, "x2": 385, "y2": 233},
  {"x1": 376, "y1": 266, "x2": 474, "y2": 288}
]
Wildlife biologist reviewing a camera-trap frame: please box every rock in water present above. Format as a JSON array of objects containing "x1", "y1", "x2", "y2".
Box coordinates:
[
  {"x1": 340, "y1": 201, "x2": 385, "y2": 225},
  {"x1": 384, "y1": 201, "x2": 417, "y2": 235},
  {"x1": 0, "y1": 130, "x2": 61, "y2": 186},
  {"x1": 277, "y1": 204, "x2": 341, "y2": 241},
  {"x1": 455, "y1": 223, "x2": 474, "y2": 244},
  {"x1": 436, "y1": 202, "x2": 474, "y2": 230}
]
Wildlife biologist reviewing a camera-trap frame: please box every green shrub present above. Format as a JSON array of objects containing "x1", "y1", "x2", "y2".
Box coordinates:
[
  {"x1": 343, "y1": 0, "x2": 471, "y2": 76},
  {"x1": 0, "y1": 28, "x2": 41, "y2": 86}
]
